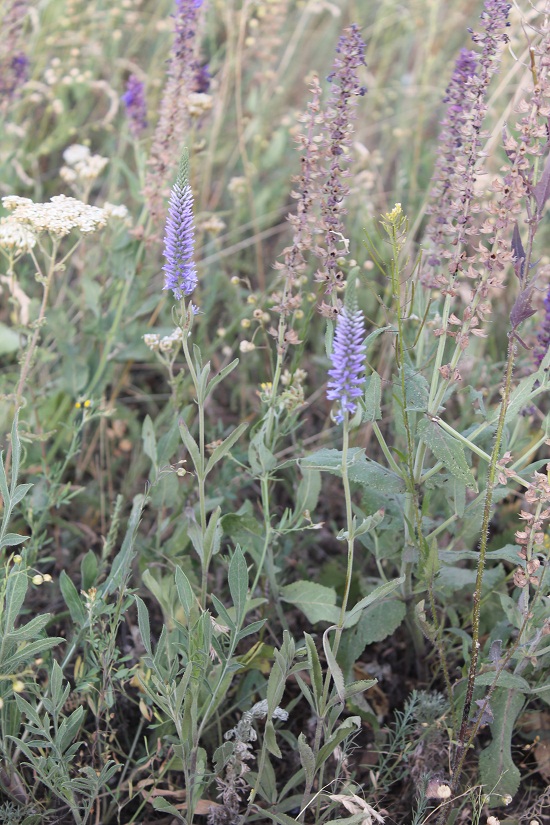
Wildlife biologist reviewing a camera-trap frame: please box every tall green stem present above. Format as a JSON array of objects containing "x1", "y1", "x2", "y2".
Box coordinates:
[{"x1": 449, "y1": 339, "x2": 516, "y2": 792}]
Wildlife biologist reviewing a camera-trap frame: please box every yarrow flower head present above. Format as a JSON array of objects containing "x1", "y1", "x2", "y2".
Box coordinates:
[
  {"x1": 0, "y1": 215, "x2": 36, "y2": 254},
  {"x1": 327, "y1": 300, "x2": 366, "y2": 423},
  {"x1": 60, "y1": 144, "x2": 109, "y2": 196},
  {"x1": 163, "y1": 149, "x2": 198, "y2": 300},
  {"x1": 2, "y1": 194, "x2": 108, "y2": 236},
  {"x1": 122, "y1": 74, "x2": 148, "y2": 138}
]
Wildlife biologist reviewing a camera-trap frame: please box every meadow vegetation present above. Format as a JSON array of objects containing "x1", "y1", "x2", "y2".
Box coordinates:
[{"x1": 1, "y1": 0, "x2": 550, "y2": 823}]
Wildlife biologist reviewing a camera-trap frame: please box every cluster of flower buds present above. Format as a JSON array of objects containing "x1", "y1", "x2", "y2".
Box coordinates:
[{"x1": 514, "y1": 467, "x2": 550, "y2": 588}]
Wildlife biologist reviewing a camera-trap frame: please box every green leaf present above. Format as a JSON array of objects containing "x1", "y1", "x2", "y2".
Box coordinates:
[
  {"x1": 402, "y1": 364, "x2": 429, "y2": 412},
  {"x1": 364, "y1": 325, "x2": 392, "y2": 350},
  {"x1": 203, "y1": 505, "x2": 222, "y2": 561},
  {"x1": 179, "y1": 417, "x2": 201, "y2": 471},
  {"x1": 205, "y1": 423, "x2": 248, "y2": 476},
  {"x1": 50, "y1": 659, "x2": 63, "y2": 706},
  {"x1": 417, "y1": 418, "x2": 477, "y2": 490},
  {"x1": 4, "y1": 571, "x2": 28, "y2": 632},
  {"x1": 102, "y1": 493, "x2": 144, "y2": 596},
  {"x1": 294, "y1": 467, "x2": 322, "y2": 517},
  {"x1": 197, "y1": 361, "x2": 212, "y2": 403},
  {"x1": 339, "y1": 599, "x2": 406, "y2": 675},
  {"x1": 344, "y1": 577, "x2": 405, "y2": 628},
  {"x1": 323, "y1": 627, "x2": 345, "y2": 703},
  {"x1": 474, "y1": 671, "x2": 530, "y2": 692},
  {"x1": 174, "y1": 566, "x2": 196, "y2": 624},
  {"x1": 3, "y1": 570, "x2": 29, "y2": 633},
  {"x1": 80, "y1": 550, "x2": 98, "y2": 591},
  {"x1": 315, "y1": 716, "x2": 360, "y2": 769},
  {"x1": 298, "y1": 732, "x2": 316, "y2": 790},
  {"x1": 15, "y1": 694, "x2": 43, "y2": 728},
  {"x1": 10, "y1": 412, "x2": 21, "y2": 491},
  {"x1": 0, "y1": 533, "x2": 29, "y2": 549},
  {"x1": 228, "y1": 545, "x2": 248, "y2": 625},
  {"x1": 248, "y1": 427, "x2": 276, "y2": 475},
  {"x1": 60, "y1": 571, "x2": 87, "y2": 626},
  {"x1": 10, "y1": 483, "x2": 33, "y2": 507},
  {"x1": 210, "y1": 594, "x2": 236, "y2": 631},
  {"x1": 151, "y1": 797, "x2": 185, "y2": 821},
  {"x1": 301, "y1": 448, "x2": 405, "y2": 494},
  {"x1": 363, "y1": 372, "x2": 382, "y2": 422},
  {"x1": 264, "y1": 719, "x2": 282, "y2": 758},
  {"x1": 344, "y1": 679, "x2": 378, "y2": 700},
  {"x1": 135, "y1": 596, "x2": 152, "y2": 656},
  {"x1": 2, "y1": 637, "x2": 63, "y2": 674},
  {"x1": 280, "y1": 581, "x2": 340, "y2": 624},
  {"x1": 0, "y1": 532, "x2": 28, "y2": 549},
  {"x1": 56, "y1": 705, "x2": 84, "y2": 753},
  {"x1": 304, "y1": 633, "x2": 323, "y2": 708},
  {"x1": 7, "y1": 613, "x2": 51, "y2": 642},
  {"x1": 142, "y1": 415, "x2": 157, "y2": 471},
  {"x1": 206, "y1": 358, "x2": 240, "y2": 395},
  {"x1": 478, "y1": 688, "x2": 524, "y2": 804}
]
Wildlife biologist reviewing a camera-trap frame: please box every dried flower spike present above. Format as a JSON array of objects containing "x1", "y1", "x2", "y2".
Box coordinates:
[{"x1": 317, "y1": 24, "x2": 367, "y2": 293}]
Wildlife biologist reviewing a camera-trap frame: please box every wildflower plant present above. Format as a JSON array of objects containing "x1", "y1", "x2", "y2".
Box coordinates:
[{"x1": 2, "y1": 1, "x2": 550, "y2": 824}]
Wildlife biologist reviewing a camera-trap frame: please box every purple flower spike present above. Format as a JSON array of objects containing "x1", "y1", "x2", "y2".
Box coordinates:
[
  {"x1": 122, "y1": 75, "x2": 148, "y2": 138},
  {"x1": 327, "y1": 302, "x2": 366, "y2": 423},
  {"x1": 534, "y1": 287, "x2": 550, "y2": 367},
  {"x1": 163, "y1": 149, "x2": 198, "y2": 300}
]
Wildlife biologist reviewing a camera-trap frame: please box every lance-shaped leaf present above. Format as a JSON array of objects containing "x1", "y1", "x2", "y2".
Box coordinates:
[
  {"x1": 511, "y1": 222, "x2": 526, "y2": 282},
  {"x1": 510, "y1": 286, "x2": 536, "y2": 331},
  {"x1": 532, "y1": 154, "x2": 550, "y2": 214}
]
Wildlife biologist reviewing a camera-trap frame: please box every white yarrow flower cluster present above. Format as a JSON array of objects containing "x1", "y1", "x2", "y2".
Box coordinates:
[
  {"x1": 143, "y1": 327, "x2": 183, "y2": 354},
  {"x1": 60, "y1": 144, "x2": 109, "y2": 187},
  {"x1": 2, "y1": 194, "x2": 108, "y2": 237},
  {"x1": 103, "y1": 202, "x2": 129, "y2": 220},
  {"x1": 0, "y1": 216, "x2": 37, "y2": 254}
]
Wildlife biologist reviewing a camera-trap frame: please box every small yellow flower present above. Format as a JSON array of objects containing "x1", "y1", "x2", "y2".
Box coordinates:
[
  {"x1": 385, "y1": 202, "x2": 403, "y2": 223},
  {"x1": 43, "y1": 573, "x2": 53, "y2": 583},
  {"x1": 12, "y1": 554, "x2": 22, "y2": 564},
  {"x1": 12, "y1": 679, "x2": 25, "y2": 693},
  {"x1": 240, "y1": 318, "x2": 251, "y2": 329},
  {"x1": 32, "y1": 574, "x2": 44, "y2": 585}
]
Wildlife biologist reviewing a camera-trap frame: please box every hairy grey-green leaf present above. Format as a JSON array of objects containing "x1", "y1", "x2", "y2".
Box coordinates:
[
  {"x1": 280, "y1": 581, "x2": 339, "y2": 624},
  {"x1": 363, "y1": 372, "x2": 382, "y2": 422},
  {"x1": 417, "y1": 418, "x2": 477, "y2": 489},
  {"x1": 478, "y1": 688, "x2": 524, "y2": 804},
  {"x1": 301, "y1": 448, "x2": 405, "y2": 494}
]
